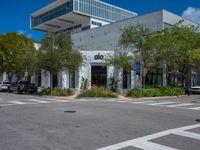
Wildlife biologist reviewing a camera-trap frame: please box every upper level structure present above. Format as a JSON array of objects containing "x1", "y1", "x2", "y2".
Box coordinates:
[{"x1": 31, "y1": 0, "x2": 137, "y2": 33}]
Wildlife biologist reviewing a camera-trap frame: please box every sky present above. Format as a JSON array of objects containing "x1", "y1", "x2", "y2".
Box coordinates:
[{"x1": 0, "y1": 0, "x2": 200, "y2": 42}]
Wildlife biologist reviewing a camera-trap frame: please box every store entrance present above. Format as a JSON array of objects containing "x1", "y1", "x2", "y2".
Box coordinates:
[{"x1": 91, "y1": 66, "x2": 107, "y2": 86}]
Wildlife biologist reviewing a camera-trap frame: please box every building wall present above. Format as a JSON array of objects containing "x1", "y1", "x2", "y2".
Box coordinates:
[{"x1": 72, "y1": 10, "x2": 163, "y2": 52}]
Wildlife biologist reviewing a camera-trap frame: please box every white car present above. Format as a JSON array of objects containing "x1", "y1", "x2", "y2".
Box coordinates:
[
  {"x1": 0, "y1": 81, "x2": 11, "y2": 92},
  {"x1": 191, "y1": 86, "x2": 200, "y2": 94}
]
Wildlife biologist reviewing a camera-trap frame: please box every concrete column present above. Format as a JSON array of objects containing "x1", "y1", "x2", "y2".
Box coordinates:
[
  {"x1": 58, "y1": 71, "x2": 69, "y2": 88},
  {"x1": 131, "y1": 70, "x2": 137, "y2": 89},
  {"x1": 41, "y1": 70, "x2": 50, "y2": 88},
  {"x1": 162, "y1": 63, "x2": 167, "y2": 87},
  {"x1": 3, "y1": 72, "x2": 7, "y2": 81},
  {"x1": 107, "y1": 66, "x2": 114, "y2": 86},
  {"x1": 116, "y1": 68, "x2": 123, "y2": 93}
]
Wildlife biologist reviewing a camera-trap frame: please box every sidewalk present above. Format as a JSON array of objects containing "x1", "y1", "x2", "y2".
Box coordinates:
[{"x1": 55, "y1": 94, "x2": 196, "y2": 102}]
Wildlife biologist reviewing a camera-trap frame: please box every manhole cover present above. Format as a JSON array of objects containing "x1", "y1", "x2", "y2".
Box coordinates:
[
  {"x1": 195, "y1": 119, "x2": 200, "y2": 123},
  {"x1": 64, "y1": 110, "x2": 76, "y2": 113}
]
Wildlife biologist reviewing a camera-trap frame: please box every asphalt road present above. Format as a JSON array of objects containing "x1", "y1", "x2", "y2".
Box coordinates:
[{"x1": 0, "y1": 92, "x2": 199, "y2": 150}]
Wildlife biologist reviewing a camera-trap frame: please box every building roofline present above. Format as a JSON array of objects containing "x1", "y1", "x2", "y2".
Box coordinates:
[
  {"x1": 31, "y1": 0, "x2": 137, "y2": 17},
  {"x1": 72, "y1": 9, "x2": 199, "y2": 36}
]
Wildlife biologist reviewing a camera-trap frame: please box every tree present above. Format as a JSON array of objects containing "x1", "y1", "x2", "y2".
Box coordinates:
[
  {"x1": 106, "y1": 25, "x2": 152, "y2": 88},
  {"x1": 0, "y1": 33, "x2": 36, "y2": 81},
  {"x1": 147, "y1": 23, "x2": 200, "y2": 86},
  {"x1": 37, "y1": 32, "x2": 83, "y2": 91}
]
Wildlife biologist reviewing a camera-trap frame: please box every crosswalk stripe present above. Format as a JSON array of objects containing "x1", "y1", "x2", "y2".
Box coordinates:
[
  {"x1": 189, "y1": 106, "x2": 200, "y2": 110},
  {"x1": 132, "y1": 141, "x2": 179, "y2": 150},
  {"x1": 44, "y1": 98, "x2": 59, "y2": 101},
  {"x1": 149, "y1": 102, "x2": 178, "y2": 106},
  {"x1": 96, "y1": 124, "x2": 200, "y2": 150},
  {"x1": 167, "y1": 103, "x2": 194, "y2": 107},
  {"x1": 175, "y1": 131, "x2": 200, "y2": 140},
  {"x1": 28, "y1": 99, "x2": 50, "y2": 103},
  {"x1": 132, "y1": 100, "x2": 155, "y2": 104},
  {"x1": 7, "y1": 101, "x2": 26, "y2": 104}
]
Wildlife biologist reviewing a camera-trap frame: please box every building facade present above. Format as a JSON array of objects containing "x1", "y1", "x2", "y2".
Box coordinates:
[{"x1": 30, "y1": 0, "x2": 200, "y2": 92}]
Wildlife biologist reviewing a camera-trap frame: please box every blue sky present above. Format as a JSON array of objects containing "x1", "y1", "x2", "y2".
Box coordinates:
[{"x1": 0, "y1": 0, "x2": 200, "y2": 42}]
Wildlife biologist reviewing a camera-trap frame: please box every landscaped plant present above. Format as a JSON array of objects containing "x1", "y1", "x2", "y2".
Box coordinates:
[
  {"x1": 108, "y1": 76, "x2": 119, "y2": 92},
  {"x1": 38, "y1": 87, "x2": 74, "y2": 96},
  {"x1": 51, "y1": 87, "x2": 74, "y2": 96},
  {"x1": 126, "y1": 86, "x2": 184, "y2": 97},
  {"x1": 77, "y1": 86, "x2": 117, "y2": 98},
  {"x1": 80, "y1": 77, "x2": 89, "y2": 91},
  {"x1": 38, "y1": 87, "x2": 51, "y2": 95}
]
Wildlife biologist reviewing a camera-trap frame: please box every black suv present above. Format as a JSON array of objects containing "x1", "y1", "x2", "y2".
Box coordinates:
[{"x1": 8, "y1": 81, "x2": 37, "y2": 94}]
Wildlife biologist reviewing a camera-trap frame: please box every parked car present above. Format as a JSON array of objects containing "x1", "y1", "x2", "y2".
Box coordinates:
[
  {"x1": 8, "y1": 81, "x2": 37, "y2": 94},
  {"x1": 191, "y1": 86, "x2": 200, "y2": 94},
  {"x1": 0, "y1": 81, "x2": 11, "y2": 92}
]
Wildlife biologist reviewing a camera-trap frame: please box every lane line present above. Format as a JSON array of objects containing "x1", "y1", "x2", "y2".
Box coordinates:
[
  {"x1": 175, "y1": 131, "x2": 200, "y2": 140},
  {"x1": 28, "y1": 99, "x2": 50, "y2": 103},
  {"x1": 131, "y1": 101, "x2": 156, "y2": 104},
  {"x1": 7, "y1": 101, "x2": 26, "y2": 104},
  {"x1": 149, "y1": 102, "x2": 178, "y2": 106},
  {"x1": 167, "y1": 103, "x2": 194, "y2": 107},
  {"x1": 189, "y1": 107, "x2": 200, "y2": 110}
]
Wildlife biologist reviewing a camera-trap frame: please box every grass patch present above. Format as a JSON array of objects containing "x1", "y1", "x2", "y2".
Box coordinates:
[{"x1": 77, "y1": 86, "x2": 117, "y2": 98}]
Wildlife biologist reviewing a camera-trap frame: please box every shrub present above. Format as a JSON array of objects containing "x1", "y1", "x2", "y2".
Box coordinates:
[
  {"x1": 159, "y1": 86, "x2": 184, "y2": 96},
  {"x1": 78, "y1": 86, "x2": 117, "y2": 98},
  {"x1": 38, "y1": 87, "x2": 51, "y2": 95},
  {"x1": 126, "y1": 86, "x2": 184, "y2": 97},
  {"x1": 38, "y1": 87, "x2": 74, "y2": 96},
  {"x1": 144, "y1": 88, "x2": 162, "y2": 97},
  {"x1": 52, "y1": 87, "x2": 74, "y2": 96},
  {"x1": 126, "y1": 89, "x2": 142, "y2": 97}
]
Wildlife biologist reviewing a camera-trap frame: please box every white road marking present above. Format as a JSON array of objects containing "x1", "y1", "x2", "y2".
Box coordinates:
[
  {"x1": 167, "y1": 103, "x2": 194, "y2": 107},
  {"x1": 149, "y1": 102, "x2": 178, "y2": 106},
  {"x1": 96, "y1": 124, "x2": 200, "y2": 150},
  {"x1": 189, "y1": 107, "x2": 200, "y2": 110},
  {"x1": 28, "y1": 99, "x2": 50, "y2": 103},
  {"x1": 7, "y1": 101, "x2": 26, "y2": 104},
  {"x1": 175, "y1": 131, "x2": 200, "y2": 140},
  {"x1": 132, "y1": 100, "x2": 156, "y2": 104}
]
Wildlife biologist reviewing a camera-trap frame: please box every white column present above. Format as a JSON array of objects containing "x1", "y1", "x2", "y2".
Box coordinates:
[
  {"x1": 107, "y1": 66, "x2": 114, "y2": 86},
  {"x1": 41, "y1": 70, "x2": 50, "y2": 88},
  {"x1": 163, "y1": 63, "x2": 167, "y2": 87},
  {"x1": 116, "y1": 68, "x2": 123, "y2": 93},
  {"x1": 131, "y1": 70, "x2": 137, "y2": 89},
  {"x1": 3, "y1": 72, "x2": 7, "y2": 81}
]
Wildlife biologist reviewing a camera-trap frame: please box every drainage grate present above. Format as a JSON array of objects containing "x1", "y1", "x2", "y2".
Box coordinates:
[
  {"x1": 196, "y1": 119, "x2": 200, "y2": 123},
  {"x1": 64, "y1": 110, "x2": 76, "y2": 113},
  {"x1": 191, "y1": 101, "x2": 197, "y2": 103}
]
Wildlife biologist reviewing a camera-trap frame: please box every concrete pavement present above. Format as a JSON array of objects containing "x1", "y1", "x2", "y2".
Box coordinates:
[{"x1": 0, "y1": 92, "x2": 199, "y2": 150}]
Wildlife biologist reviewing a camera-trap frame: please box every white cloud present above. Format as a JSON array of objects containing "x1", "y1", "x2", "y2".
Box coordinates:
[
  {"x1": 17, "y1": 30, "x2": 33, "y2": 39},
  {"x1": 182, "y1": 7, "x2": 200, "y2": 24}
]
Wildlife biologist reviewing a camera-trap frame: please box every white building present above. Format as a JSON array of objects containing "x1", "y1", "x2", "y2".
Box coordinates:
[{"x1": 31, "y1": 0, "x2": 200, "y2": 92}]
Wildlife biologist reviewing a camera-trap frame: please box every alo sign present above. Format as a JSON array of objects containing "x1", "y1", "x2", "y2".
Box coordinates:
[{"x1": 94, "y1": 53, "x2": 104, "y2": 60}]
